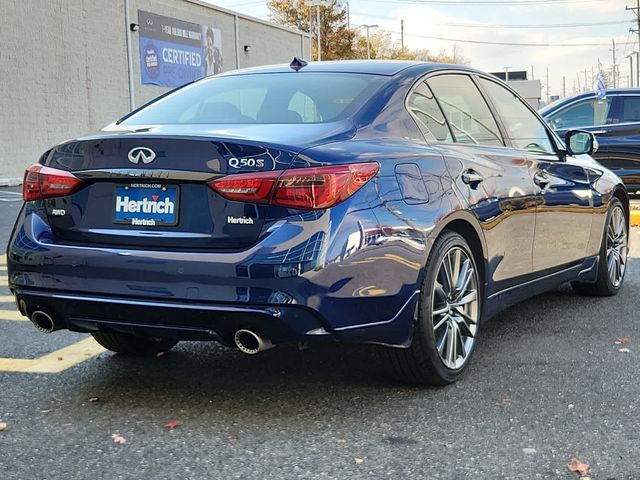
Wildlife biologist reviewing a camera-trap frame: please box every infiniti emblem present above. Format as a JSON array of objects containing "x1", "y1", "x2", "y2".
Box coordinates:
[{"x1": 127, "y1": 147, "x2": 156, "y2": 164}]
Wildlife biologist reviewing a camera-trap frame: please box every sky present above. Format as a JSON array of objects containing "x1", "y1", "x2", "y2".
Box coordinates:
[{"x1": 206, "y1": 0, "x2": 638, "y2": 98}]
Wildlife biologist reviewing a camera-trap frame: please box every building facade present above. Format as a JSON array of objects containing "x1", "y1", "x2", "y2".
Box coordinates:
[{"x1": 0, "y1": 0, "x2": 311, "y2": 182}]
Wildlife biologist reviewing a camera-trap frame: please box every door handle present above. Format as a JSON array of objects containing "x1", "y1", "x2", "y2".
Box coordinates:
[
  {"x1": 461, "y1": 169, "x2": 484, "y2": 188},
  {"x1": 533, "y1": 170, "x2": 550, "y2": 189},
  {"x1": 590, "y1": 129, "x2": 608, "y2": 135}
]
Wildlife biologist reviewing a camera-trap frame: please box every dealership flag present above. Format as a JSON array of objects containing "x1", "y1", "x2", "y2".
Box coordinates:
[{"x1": 594, "y1": 73, "x2": 607, "y2": 100}]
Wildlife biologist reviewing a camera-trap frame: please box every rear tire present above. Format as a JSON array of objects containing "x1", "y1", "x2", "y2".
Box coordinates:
[
  {"x1": 379, "y1": 231, "x2": 482, "y2": 386},
  {"x1": 91, "y1": 332, "x2": 178, "y2": 356},
  {"x1": 572, "y1": 198, "x2": 627, "y2": 297}
]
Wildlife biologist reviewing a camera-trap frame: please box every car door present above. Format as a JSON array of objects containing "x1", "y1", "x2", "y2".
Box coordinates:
[
  {"x1": 478, "y1": 77, "x2": 594, "y2": 273},
  {"x1": 591, "y1": 94, "x2": 640, "y2": 191},
  {"x1": 544, "y1": 95, "x2": 640, "y2": 189},
  {"x1": 421, "y1": 73, "x2": 539, "y2": 289}
]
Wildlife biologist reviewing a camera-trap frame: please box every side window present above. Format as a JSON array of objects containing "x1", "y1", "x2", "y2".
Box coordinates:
[
  {"x1": 426, "y1": 74, "x2": 504, "y2": 147},
  {"x1": 546, "y1": 98, "x2": 611, "y2": 129},
  {"x1": 621, "y1": 96, "x2": 640, "y2": 123},
  {"x1": 406, "y1": 81, "x2": 453, "y2": 142},
  {"x1": 479, "y1": 78, "x2": 555, "y2": 155}
]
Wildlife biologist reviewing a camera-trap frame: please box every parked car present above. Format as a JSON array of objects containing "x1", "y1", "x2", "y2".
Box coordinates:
[
  {"x1": 8, "y1": 60, "x2": 629, "y2": 385},
  {"x1": 540, "y1": 89, "x2": 640, "y2": 193}
]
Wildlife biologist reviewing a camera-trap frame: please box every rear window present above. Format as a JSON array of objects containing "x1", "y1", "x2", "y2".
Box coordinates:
[{"x1": 121, "y1": 73, "x2": 386, "y2": 125}]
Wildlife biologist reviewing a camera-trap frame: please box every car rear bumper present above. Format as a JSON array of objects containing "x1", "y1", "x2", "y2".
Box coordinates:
[
  {"x1": 8, "y1": 205, "x2": 427, "y2": 347},
  {"x1": 13, "y1": 288, "x2": 329, "y2": 344}
]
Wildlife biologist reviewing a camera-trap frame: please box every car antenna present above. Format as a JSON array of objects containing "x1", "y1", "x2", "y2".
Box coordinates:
[{"x1": 290, "y1": 57, "x2": 308, "y2": 72}]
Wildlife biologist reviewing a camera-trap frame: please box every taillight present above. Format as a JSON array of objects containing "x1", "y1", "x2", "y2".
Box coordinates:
[
  {"x1": 209, "y1": 162, "x2": 379, "y2": 210},
  {"x1": 22, "y1": 164, "x2": 84, "y2": 201}
]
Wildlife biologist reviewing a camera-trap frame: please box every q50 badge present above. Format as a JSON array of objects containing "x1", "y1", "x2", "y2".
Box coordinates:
[{"x1": 229, "y1": 158, "x2": 265, "y2": 169}]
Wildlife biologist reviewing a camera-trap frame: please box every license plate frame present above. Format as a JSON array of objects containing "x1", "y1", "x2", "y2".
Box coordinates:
[{"x1": 113, "y1": 184, "x2": 179, "y2": 227}]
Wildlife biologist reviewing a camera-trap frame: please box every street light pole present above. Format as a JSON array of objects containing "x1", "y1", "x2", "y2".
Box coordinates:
[{"x1": 362, "y1": 24, "x2": 379, "y2": 60}]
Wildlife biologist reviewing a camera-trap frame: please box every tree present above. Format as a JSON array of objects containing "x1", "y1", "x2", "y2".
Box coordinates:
[
  {"x1": 267, "y1": 0, "x2": 355, "y2": 60},
  {"x1": 413, "y1": 44, "x2": 469, "y2": 64}
]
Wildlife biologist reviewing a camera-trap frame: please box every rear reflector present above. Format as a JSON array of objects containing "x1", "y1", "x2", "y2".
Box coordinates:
[
  {"x1": 209, "y1": 162, "x2": 379, "y2": 210},
  {"x1": 22, "y1": 164, "x2": 84, "y2": 201}
]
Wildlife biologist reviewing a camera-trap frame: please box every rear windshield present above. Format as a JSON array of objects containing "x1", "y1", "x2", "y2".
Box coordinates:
[{"x1": 121, "y1": 73, "x2": 386, "y2": 125}]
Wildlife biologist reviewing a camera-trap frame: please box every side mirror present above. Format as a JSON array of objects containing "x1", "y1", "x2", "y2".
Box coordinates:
[{"x1": 565, "y1": 130, "x2": 598, "y2": 156}]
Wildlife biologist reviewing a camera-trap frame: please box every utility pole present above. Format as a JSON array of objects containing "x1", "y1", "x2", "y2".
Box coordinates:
[
  {"x1": 316, "y1": 4, "x2": 321, "y2": 61},
  {"x1": 531, "y1": 65, "x2": 534, "y2": 80},
  {"x1": 346, "y1": 1, "x2": 350, "y2": 30},
  {"x1": 611, "y1": 39, "x2": 618, "y2": 88},
  {"x1": 546, "y1": 67, "x2": 550, "y2": 103},
  {"x1": 504, "y1": 66, "x2": 510, "y2": 82},
  {"x1": 563, "y1": 75, "x2": 566, "y2": 97},
  {"x1": 627, "y1": 0, "x2": 640, "y2": 88},
  {"x1": 401, "y1": 19, "x2": 404, "y2": 51},
  {"x1": 576, "y1": 72, "x2": 582, "y2": 92}
]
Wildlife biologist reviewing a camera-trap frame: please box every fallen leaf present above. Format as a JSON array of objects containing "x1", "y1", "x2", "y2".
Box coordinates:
[
  {"x1": 355, "y1": 458, "x2": 364, "y2": 465},
  {"x1": 88, "y1": 397, "x2": 99, "y2": 403},
  {"x1": 500, "y1": 397, "x2": 512, "y2": 405},
  {"x1": 57, "y1": 357, "x2": 63, "y2": 361},
  {"x1": 568, "y1": 457, "x2": 589, "y2": 474},
  {"x1": 619, "y1": 348, "x2": 631, "y2": 353},
  {"x1": 164, "y1": 419, "x2": 181, "y2": 429},
  {"x1": 229, "y1": 431, "x2": 239, "y2": 439},
  {"x1": 0, "y1": 422, "x2": 6, "y2": 432},
  {"x1": 111, "y1": 433, "x2": 126, "y2": 444},
  {"x1": 615, "y1": 337, "x2": 631, "y2": 345},
  {"x1": 336, "y1": 438, "x2": 347, "y2": 444},
  {"x1": 156, "y1": 351, "x2": 167, "y2": 358}
]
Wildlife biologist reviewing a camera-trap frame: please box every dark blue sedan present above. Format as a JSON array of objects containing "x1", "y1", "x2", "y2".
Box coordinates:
[
  {"x1": 8, "y1": 60, "x2": 629, "y2": 385},
  {"x1": 541, "y1": 89, "x2": 640, "y2": 193}
]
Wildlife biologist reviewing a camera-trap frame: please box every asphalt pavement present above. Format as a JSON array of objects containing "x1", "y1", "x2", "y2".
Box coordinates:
[{"x1": 1, "y1": 186, "x2": 639, "y2": 479}]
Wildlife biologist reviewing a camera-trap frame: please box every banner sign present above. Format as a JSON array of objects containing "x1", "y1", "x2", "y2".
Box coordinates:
[{"x1": 138, "y1": 10, "x2": 222, "y2": 87}]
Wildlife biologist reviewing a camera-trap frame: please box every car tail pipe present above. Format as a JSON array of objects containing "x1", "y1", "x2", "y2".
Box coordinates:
[
  {"x1": 233, "y1": 329, "x2": 274, "y2": 355},
  {"x1": 29, "y1": 310, "x2": 60, "y2": 334}
]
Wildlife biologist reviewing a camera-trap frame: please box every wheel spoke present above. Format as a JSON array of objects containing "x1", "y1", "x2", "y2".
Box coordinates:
[
  {"x1": 454, "y1": 307, "x2": 477, "y2": 328},
  {"x1": 433, "y1": 313, "x2": 449, "y2": 331},
  {"x1": 452, "y1": 290, "x2": 477, "y2": 307},
  {"x1": 442, "y1": 255, "x2": 456, "y2": 295},
  {"x1": 453, "y1": 314, "x2": 474, "y2": 338},
  {"x1": 447, "y1": 322, "x2": 457, "y2": 366}
]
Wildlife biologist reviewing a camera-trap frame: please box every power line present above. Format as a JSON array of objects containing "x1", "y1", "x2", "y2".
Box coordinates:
[
  {"x1": 350, "y1": 11, "x2": 632, "y2": 28},
  {"x1": 365, "y1": 0, "x2": 614, "y2": 5},
  {"x1": 379, "y1": 28, "x2": 636, "y2": 47}
]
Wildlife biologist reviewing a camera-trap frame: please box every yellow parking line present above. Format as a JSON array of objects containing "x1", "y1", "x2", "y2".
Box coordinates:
[
  {"x1": 0, "y1": 309, "x2": 26, "y2": 321},
  {"x1": 631, "y1": 209, "x2": 640, "y2": 226},
  {"x1": 0, "y1": 257, "x2": 6, "y2": 266},
  {"x1": 0, "y1": 279, "x2": 7, "y2": 287},
  {"x1": 0, "y1": 337, "x2": 106, "y2": 373},
  {"x1": 0, "y1": 295, "x2": 15, "y2": 303}
]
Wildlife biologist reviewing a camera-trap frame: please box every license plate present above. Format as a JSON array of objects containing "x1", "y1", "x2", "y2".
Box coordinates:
[{"x1": 113, "y1": 184, "x2": 179, "y2": 226}]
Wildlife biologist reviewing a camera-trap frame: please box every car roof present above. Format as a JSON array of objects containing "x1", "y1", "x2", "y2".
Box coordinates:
[
  {"x1": 540, "y1": 88, "x2": 640, "y2": 114},
  {"x1": 215, "y1": 60, "x2": 479, "y2": 77}
]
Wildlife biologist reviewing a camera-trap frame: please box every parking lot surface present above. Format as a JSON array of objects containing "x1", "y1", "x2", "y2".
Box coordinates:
[{"x1": 1, "y1": 188, "x2": 639, "y2": 479}]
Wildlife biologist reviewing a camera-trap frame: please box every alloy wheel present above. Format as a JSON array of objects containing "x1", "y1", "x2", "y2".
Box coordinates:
[
  {"x1": 432, "y1": 247, "x2": 479, "y2": 370},
  {"x1": 606, "y1": 205, "x2": 628, "y2": 288}
]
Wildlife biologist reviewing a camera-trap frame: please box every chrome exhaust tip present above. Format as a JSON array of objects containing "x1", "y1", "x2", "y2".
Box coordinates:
[
  {"x1": 234, "y1": 329, "x2": 274, "y2": 355},
  {"x1": 30, "y1": 310, "x2": 56, "y2": 333}
]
